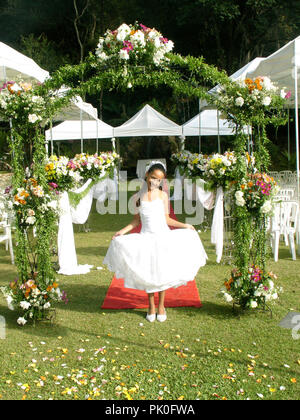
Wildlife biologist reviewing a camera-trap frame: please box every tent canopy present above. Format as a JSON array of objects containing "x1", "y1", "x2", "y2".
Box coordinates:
[
  {"x1": 183, "y1": 109, "x2": 250, "y2": 136},
  {"x1": 114, "y1": 104, "x2": 182, "y2": 137},
  {"x1": 45, "y1": 119, "x2": 113, "y2": 141},
  {"x1": 246, "y1": 36, "x2": 300, "y2": 107},
  {"x1": 208, "y1": 57, "x2": 265, "y2": 98},
  {"x1": 52, "y1": 89, "x2": 98, "y2": 121},
  {"x1": 0, "y1": 42, "x2": 49, "y2": 83}
]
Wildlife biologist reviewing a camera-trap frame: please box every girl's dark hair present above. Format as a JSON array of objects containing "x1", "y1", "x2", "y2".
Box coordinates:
[{"x1": 136, "y1": 163, "x2": 167, "y2": 207}]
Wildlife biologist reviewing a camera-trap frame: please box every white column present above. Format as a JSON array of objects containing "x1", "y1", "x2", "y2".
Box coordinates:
[
  {"x1": 217, "y1": 109, "x2": 221, "y2": 153},
  {"x1": 80, "y1": 109, "x2": 83, "y2": 154},
  {"x1": 294, "y1": 52, "x2": 299, "y2": 199}
]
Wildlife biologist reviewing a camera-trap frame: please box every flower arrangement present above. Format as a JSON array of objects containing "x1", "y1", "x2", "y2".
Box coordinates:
[
  {"x1": 203, "y1": 151, "x2": 238, "y2": 190},
  {"x1": 1, "y1": 276, "x2": 67, "y2": 325},
  {"x1": 45, "y1": 152, "x2": 121, "y2": 193},
  {"x1": 70, "y1": 152, "x2": 121, "y2": 182},
  {"x1": 213, "y1": 76, "x2": 289, "y2": 127},
  {"x1": 4, "y1": 176, "x2": 58, "y2": 229},
  {"x1": 221, "y1": 266, "x2": 282, "y2": 309},
  {"x1": 0, "y1": 80, "x2": 46, "y2": 125},
  {"x1": 95, "y1": 22, "x2": 174, "y2": 67},
  {"x1": 45, "y1": 155, "x2": 83, "y2": 193},
  {"x1": 171, "y1": 150, "x2": 208, "y2": 178},
  {"x1": 234, "y1": 173, "x2": 279, "y2": 215}
]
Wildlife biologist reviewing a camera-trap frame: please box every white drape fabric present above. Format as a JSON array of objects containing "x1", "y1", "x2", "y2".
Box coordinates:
[
  {"x1": 57, "y1": 190, "x2": 93, "y2": 275},
  {"x1": 173, "y1": 168, "x2": 224, "y2": 263},
  {"x1": 57, "y1": 173, "x2": 118, "y2": 275}
]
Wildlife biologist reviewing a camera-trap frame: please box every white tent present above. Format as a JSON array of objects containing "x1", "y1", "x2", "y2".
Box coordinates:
[
  {"x1": 183, "y1": 109, "x2": 249, "y2": 153},
  {"x1": 0, "y1": 41, "x2": 49, "y2": 83},
  {"x1": 48, "y1": 90, "x2": 99, "y2": 154},
  {"x1": 114, "y1": 104, "x2": 182, "y2": 137},
  {"x1": 45, "y1": 119, "x2": 113, "y2": 141},
  {"x1": 183, "y1": 109, "x2": 240, "y2": 136},
  {"x1": 246, "y1": 36, "x2": 300, "y2": 195}
]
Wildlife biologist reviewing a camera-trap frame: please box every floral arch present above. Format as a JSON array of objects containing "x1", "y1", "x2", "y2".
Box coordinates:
[{"x1": 0, "y1": 22, "x2": 287, "y2": 323}]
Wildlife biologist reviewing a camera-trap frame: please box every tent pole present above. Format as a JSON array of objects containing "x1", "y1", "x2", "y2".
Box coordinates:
[
  {"x1": 294, "y1": 60, "x2": 300, "y2": 200},
  {"x1": 96, "y1": 119, "x2": 99, "y2": 155},
  {"x1": 198, "y1": 99, "x2": 202, "y2": 153},
  {"x1": 111, "y1": 137, "x2": 116, "y2": 152},
  {"x1": 80, "y1": 109, "x2": 83, "y2": 154},
  {"x1": 50, "y1": 119, "x2": 54, "y2": 156},
  {"x1": 287, "y1": 108, "x2": 290, "y2": 165},
  {"x1": 217, "y1": 109, "x2": 221, "y2": 153}
]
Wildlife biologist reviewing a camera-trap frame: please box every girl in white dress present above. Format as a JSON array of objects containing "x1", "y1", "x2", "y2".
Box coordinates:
[{"x1": 103, "y1": 162, "x2": 207, "y2": 322}]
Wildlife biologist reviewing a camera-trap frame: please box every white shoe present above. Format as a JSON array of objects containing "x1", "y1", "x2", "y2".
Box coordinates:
[
  {"x1": 157, "y1": 311, "x2": 167, "y2": 323},
  {"x1": 146, "y1": 313, "x2": 156, "y2": 323}
]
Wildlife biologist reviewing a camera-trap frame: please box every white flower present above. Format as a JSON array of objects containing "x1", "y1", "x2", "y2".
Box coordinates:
[
  {"x1": 17, "y1": 317, "x2": 27, "y2": 326},
  {"x1": 97, "y1": 52, "x2": 109, "y2": 61},
  {"x1": 250, "y1": 300, "x2": 258, "y2": 309},
  {"x1": 119, "y1": 49, "x2": 129, "y2": 60},
  {"x1": 262, "y1": 96, "x2": 272, "y2": 106},
  {"x1": 235, "y1": 97, "x2": 244, "y2": 107},
  {"x1": 6, "y1": 295, "x2": 15, "y2": 311},
  {"x1": 9, "y1": 83, "x2": 22, "y2": 93},
  {"x1": 26, "y1": 216, "x2": 36, "y2": 225},
  {"x1": 117, "y1": 23, "x2": 131, "y2": 37},
  {"x1": 261, "y1": 77, "x2": 276, "y2": 91},
  {"x1": 224, "y1": 293, "x2": 233, "y2": 303},
  {"x1": 235, "y1": 190, "x2": 245, "y2": 207},
  {"x1": 20, "y1": 301, "x2": 31, "y2": 310},
  {"x1": 131, "y1": 30, "x2": 145, "y2": 46},
  {"x1": 43, "y1": 302, "x2": 51, "y2": 309},
  {"x1": 280, "y1": 89, "x2": 287, "y2": 99},
  {"x1": 28, "y1": 114, "x2": 41, "y2": 124},
  {"x1": 261, "y1": 200, "x2": 272, "y2": 214}
]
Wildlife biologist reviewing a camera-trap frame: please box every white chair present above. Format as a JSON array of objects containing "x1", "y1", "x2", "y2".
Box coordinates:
[
  {"x1": 271, "y1": 201, "x2": 299, "y2": 262},
  {"x1": 0, "y1": 218, "x2": 14, "y2": 264},
  {"x1": 274, "y1": 188, "x2": 295, "y2": 202}
]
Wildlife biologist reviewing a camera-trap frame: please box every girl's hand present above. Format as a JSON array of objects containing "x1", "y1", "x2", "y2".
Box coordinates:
[
  {"x1": 184, "y1": 224, "x2": 196, "y2": 231},
  {"x1": 112, "y1": 231, "x2": 124, "y2": 240}
]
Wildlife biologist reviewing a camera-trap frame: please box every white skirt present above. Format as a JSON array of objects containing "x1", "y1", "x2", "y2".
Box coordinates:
[{"x1": 103, "y1": 229, "x2": 207, "y2": 293}]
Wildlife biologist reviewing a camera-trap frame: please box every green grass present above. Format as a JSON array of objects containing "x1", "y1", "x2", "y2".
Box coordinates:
[{"x1": 0, "y1": 201, "x2": 299, "y2": 400}]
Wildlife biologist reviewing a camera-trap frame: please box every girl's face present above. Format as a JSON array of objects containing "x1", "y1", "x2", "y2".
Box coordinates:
[{"x1": 146, "y1": 169, "x2": 165, "y2": 191}]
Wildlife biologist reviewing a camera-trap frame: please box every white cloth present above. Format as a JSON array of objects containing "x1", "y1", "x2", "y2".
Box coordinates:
[
  {"x1": 57, "y1": 173, "x2": 119, "y2": 276},
  {"x1": 70, "y1": 179, "x2": 94, "y2": 224},
  {"x1": 211, "y1": 187, "x2": 224, "y2": 263},
  {"x1": 57, "y1": 191, "x2": 93, "y2": 275},
  {"x1": 103, "y1": 198, "x2": 207, "y2": 293}
]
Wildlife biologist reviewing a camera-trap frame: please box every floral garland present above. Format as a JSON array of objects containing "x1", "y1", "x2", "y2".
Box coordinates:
[{"x1": 95, "y1": 22, "x2": 174, "y2": 68}]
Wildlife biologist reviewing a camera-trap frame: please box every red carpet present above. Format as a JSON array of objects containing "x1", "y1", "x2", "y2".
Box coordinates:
[{"x1": 101, "y1": 202, "x2": 202, "y2": 310}]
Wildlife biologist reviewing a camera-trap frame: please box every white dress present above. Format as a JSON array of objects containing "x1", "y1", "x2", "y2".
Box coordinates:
[{"x1": 103, "y1": 198, "x2": 208, "y2": 293}]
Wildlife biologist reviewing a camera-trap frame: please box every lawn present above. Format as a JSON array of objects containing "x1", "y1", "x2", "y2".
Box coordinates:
[{"x1": 0, "y1": 199, "x2": 299, "y2": 401}]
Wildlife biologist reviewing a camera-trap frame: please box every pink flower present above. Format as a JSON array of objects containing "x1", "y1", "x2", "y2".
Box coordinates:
[{"x1": 285, "y1": 90, "x2": 292, "y2": 99}]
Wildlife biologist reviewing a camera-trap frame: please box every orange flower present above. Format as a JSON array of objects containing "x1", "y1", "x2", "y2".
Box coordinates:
[
  {"x1": 52, "y1": 282, "x2": 59, "y2": 289},
  {"x1": 46, "y1": 285, "x2": 53, "y2": 292}
]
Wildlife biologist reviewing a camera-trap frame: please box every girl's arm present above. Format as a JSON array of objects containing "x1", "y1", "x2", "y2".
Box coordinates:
[
  {"x1": 162, "y1": 192, "x2": 195, "y2": 230},
  {"x1": 112, "y1": 213, "x2": 141, "y2": 239}
]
